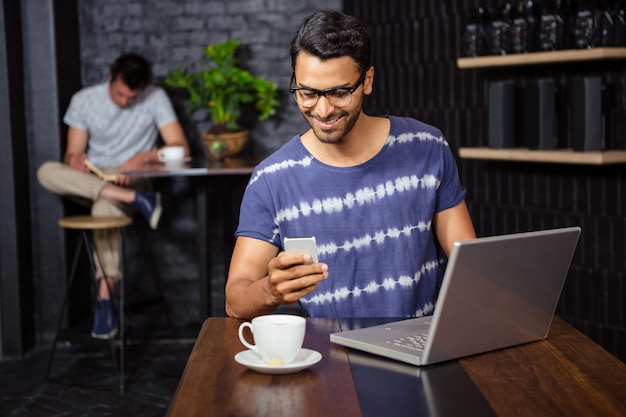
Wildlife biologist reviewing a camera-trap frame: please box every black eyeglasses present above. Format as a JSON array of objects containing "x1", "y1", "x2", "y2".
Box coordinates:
[{"x1": 289, "y1": 71, "x2": 367, "y2": 108}]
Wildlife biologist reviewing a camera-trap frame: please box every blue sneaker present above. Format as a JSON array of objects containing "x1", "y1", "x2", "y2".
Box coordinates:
[
  {"x1": 91, "y1": 299, "x2": 118, "y2": 339},
  {"x1": 131, "y1": 191, "x2": 162, "y2": 229}
]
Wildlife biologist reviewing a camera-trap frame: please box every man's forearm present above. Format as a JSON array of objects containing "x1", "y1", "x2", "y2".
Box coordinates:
[
  {"x1": 225, "y1": 277, "x2": 279, "y2": 320},
  {"x1": 140, "y1": 149, "x2": 159, "y2": 164}
]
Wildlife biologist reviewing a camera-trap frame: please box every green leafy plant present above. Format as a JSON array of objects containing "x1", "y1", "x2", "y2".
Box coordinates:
[{"x1": 164, "y1": 38, "x2": 279, "y2": 133}]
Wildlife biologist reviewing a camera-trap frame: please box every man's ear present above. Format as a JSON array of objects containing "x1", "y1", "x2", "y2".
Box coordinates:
[{"x1": 363, "y1": 66, "x2": 374, "y2": 95}]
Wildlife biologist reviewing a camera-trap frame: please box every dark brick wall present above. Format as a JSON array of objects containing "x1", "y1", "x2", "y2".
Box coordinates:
[
  {"x1": 76, "y1": 0, "x2": 342, "y2": 153},
  {"x1": 345, "y1": 0, "x2": 626, "y2": 362}
]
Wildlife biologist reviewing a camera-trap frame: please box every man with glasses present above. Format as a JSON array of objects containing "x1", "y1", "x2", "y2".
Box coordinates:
[{"x1": 225, "y1": 11, "x2": 475, "y2": 319}]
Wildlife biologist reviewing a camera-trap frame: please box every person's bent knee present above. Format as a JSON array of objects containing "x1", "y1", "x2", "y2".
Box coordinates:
[
  {"x1": 92, "y1": 198, "x2": 126, "y2": 217},
  {"x1": 36, "y1": 161, "x2": 63, "y2": 189}
]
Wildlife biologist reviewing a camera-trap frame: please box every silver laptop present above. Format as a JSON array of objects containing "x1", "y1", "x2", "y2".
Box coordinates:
[{"x1": 330, "y1": 226, "x2": 581, "y2": 366}]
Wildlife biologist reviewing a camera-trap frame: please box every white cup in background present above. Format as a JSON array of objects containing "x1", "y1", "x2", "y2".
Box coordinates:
[
  {"x1": 157, "y1": 146, "x2": 185, "y2": 163},
  {"x1": 238, "y1": 314, "x2": 306, "y2": 365}
]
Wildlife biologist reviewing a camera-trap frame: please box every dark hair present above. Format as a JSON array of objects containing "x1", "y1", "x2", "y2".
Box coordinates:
[
  {"x1": 289, "y1": 11, "x2": 373, "y2": 74},
  {"x1": 109, "y1": 52, "x2": 153, "y2": 90}
]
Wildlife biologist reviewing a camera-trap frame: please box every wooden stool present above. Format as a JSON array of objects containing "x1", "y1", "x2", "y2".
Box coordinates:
[{"x1": 45, "y1": 215, "x2": 133, "y2": 395}]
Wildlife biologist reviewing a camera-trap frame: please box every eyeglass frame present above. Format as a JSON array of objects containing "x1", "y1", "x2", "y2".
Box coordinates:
[{"x1": 289, "y1": 71, "x2": 367, "y2": 108}]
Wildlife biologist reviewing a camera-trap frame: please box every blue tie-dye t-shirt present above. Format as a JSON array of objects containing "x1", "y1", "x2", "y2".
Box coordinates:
[{"x1": 236, "y1": 116, "x2": 466, "y2": 318}]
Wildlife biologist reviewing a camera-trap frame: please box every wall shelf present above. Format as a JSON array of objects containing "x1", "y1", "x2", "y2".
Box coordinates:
[
  {"x1": 457, "y1": 47, "x2": 626, "y2": 69},
  {"x1": 458, "y1": 147, "x2": 626, "y2": 165}
]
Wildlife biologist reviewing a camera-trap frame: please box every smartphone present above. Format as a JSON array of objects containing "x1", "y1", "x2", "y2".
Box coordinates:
[{"x1": 283, "y1": 236, "x2": 319, "y2": 264}]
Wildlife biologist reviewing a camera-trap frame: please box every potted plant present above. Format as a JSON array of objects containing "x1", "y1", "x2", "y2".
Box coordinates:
[{"x1": 163, "y1": 38, "x2": 280, "y2": 158}]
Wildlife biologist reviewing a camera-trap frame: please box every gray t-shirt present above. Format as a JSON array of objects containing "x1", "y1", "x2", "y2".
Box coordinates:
[{"x1": 63, "y1": 82, "x2": 178, "y2": 167}]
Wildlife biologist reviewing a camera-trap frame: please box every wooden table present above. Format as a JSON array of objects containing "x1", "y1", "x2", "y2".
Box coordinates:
[
  {"x1": 124, "y1": 154, "x2": 265, "y2": 318},
  {"x1": 166, "y1": 317, "x2": 626, "y2": 417}
]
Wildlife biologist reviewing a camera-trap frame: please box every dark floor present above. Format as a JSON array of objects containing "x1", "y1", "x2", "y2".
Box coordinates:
[{"x1": 0, "y1": 306, "x2": 200, "y2": 417}]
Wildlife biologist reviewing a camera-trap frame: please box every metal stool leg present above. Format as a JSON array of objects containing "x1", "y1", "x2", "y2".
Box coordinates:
[
  {"x1": 44, "y1": 234, "x2": 84, "y2": 380},
  {"x1": 135, "y1": 226, "x2": 176, "y2": 329},
  {"x1": 119, "y1": 227, "x2": 125, "y2": 395}
]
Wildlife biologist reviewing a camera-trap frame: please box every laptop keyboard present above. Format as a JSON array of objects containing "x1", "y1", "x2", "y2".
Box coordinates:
[{"x1": 387, "y1": 332, "x2": 429, "y2": 351}]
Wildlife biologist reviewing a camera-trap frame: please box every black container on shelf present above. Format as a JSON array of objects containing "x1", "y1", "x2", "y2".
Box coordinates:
[
  {"x1": 524, "y1": 79, "x2": 557, "y2": 150},
  {"x1": 462, "y1": 6, "x2": 487, "y2": 57},
  {"x1": 570, "y1": 77, "x2": 604, "y2": 151},
  {"x1": 488, "y1": 80, "x2": 516, "y2": 148},
  {"x1": 574, "y1": 0, "x2": 597, "y2": 48},
  {"x1": 537, "y1": 0, "x2": 566, "y2": 50},
  {"x1": 510, "y1": 0, "x2": 538, "y2": 52},
  {"x1": 597, "y1": 0, "x2": 616, "y2": 46},
  {"x1": 486, "y1": 3, "x2": 512, "y2": 55}
]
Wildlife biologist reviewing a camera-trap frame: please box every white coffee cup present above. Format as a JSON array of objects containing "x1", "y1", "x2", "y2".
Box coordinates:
[
  {"x1": 157, "y1": 146, "x2": 185, "y2": 163},
  {"x1": 238, "y1": 314, "x2": 306, "y2": 365}
]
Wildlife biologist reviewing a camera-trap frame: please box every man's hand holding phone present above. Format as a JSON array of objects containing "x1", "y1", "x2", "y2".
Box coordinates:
[{"x1": 264, "y1": 237, "x2": 327, "y2": 305}]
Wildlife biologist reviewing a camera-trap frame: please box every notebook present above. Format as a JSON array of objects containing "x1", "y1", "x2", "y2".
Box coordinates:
[{"x1": 330, "y1": 226, "x2": 581, "y2": 366}]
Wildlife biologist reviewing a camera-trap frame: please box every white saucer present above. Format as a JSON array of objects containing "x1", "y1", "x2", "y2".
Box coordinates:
[
  {"x1": 162, "y1": 159, "x2": 185, "y2": 167},
  {"x1": 162, "y1": 156, "x2": 192, "y2": 166},
  {"x1": 234, "y1": 348, "x2": 322, "y2": 374}
]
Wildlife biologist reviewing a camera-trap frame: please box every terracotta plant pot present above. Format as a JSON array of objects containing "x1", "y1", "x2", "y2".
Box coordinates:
[{"x1": 202, "y1": 130, "x2": 249, "y2": 160}]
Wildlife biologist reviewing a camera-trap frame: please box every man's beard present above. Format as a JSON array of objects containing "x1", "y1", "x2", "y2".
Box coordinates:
[{"x1": 302, "y1": 107, "x2": 361, "y2": 144}]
